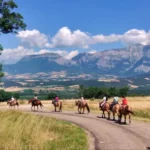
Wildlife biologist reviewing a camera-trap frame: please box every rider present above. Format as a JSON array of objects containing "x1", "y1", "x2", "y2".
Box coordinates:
[
  {"x1": 32, "y1": 95, "x2": 38, "y2": 105},
  {"x1": 54, "y1": 95, "x2": 59, "y2": 104},
  {"x1": 80, "y1": 96, "x2": 86, "y2": 105},
  {"x1": 10, "y1": 96, "x2": 15, "y2": 103},
  {"x1": 110, "y1": 95, "x2": 119, "y2": 110},
  {"x1": 100, "y1": 94, "x2": 108, "y2": 108},
  {"x1": 121, "y1": 96, "x2": 128, "y2": 108}
]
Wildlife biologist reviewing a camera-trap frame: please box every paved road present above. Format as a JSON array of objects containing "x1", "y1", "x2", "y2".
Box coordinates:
[{"x1": 1, "y1": 105, "x2": 150, "y2": 150}]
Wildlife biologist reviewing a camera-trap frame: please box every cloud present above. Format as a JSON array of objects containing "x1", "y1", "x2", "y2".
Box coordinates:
[
  {"x1": 0, "y1": 46, "x2": 34, "y2": 64},
  {"x1": 48, "y1": 27, "x2": 91, "y2": 48},
  {"x1": 122, "y1": 29, "x2": 150, "y2": 45},
  {"x1": 0, "y1": 47, "x2": 79, "y2": 64},
  {"x1": 16, "y1": 27, "x2": 150, "y2": 49},
  {"x1": 35, "y1": 49, "x2": 79, "y2": 59},
  {"x1": 16, "y1": 29, "x2": 49, "y2": 48},
  {"x1": 88, "y1": 50, "x2": 97, "y2": 54}
]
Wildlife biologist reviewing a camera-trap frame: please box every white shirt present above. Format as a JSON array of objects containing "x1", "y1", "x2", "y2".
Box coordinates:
[
  {"x1": 11, "y1": 97, "x2": 15, "y2": 101},
  {"x1": 103, "y1": 96, "x2": 106, "y2": 101}
]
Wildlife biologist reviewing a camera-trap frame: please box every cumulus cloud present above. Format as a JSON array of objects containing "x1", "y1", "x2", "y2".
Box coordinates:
[
  {"x1": 16, "y1": 29, "x2": 50, "y2": 48},
  {"x1": 0, "y1": 46, "x2": 79, "y2": 64},
  {"x1": 35, "y1": 49, "x2": 79, "y2": 59},
  {"x1": 122, "y1": 29, "x2": 150, "y2": 45},
  {"x1": 16, "y1": 27, "x2": 150, "y2": 49},
  {"x1": 88, "y1": 50, "x2": 97, "y2": 54},
  {"x1": 48, "y1": 27, "x2": 91, "y2": 48},
  {"x1": 0, "y1": 46, "x2": 34, "y2": 64}
]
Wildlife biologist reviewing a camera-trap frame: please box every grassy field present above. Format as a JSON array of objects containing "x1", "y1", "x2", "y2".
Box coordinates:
[{"x1": 0, "y1": 110, "x2": 88, "y2": 150}]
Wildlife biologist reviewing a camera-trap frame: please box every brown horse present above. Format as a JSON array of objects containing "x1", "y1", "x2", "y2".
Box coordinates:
[
  {"x1": 28, "y1": 99, "x2": 43, "y2": 111},
  {"x1": 7, "y1": 100, "x2": 19, "y2": 109},
  {"x1": 99, "y1": 101, "x2": 110, "y2": 119},
  {"x1": 111, "y1": 103, "x2": 120, "y2": 121},
  {"x1": 52, "y1": 100, "x2": 62, "y2": 112},
  {"x1": 119, "y1": 105, "x2": 134, "y2": 124},
  {"x1": 75, "y1": 100, "x2": 90, "y2": 114}
]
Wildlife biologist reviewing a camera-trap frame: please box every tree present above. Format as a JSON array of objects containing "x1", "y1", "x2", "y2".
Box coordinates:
[
  {"x1": 47, "y1": 92, "x2": 57, "y2": 100},
  {"x1": 13, "y1": 93, "x2": 20, "y2": 100},
  {"x1": 0, "y1": 0, "x2": 26, "y2": 81},
  {"x1": 119, "y1": 87, "x2": 129, "y2": 97}
]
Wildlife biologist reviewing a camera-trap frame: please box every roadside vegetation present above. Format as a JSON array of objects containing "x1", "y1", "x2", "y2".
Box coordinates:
[{"x1": 0, "y1": 111, "x2": 88, "y2": 150}]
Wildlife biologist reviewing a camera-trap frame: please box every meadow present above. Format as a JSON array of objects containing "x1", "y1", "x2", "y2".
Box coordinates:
[{"x1": 0, "y1": 110, "x2": 88, "y2": 150}]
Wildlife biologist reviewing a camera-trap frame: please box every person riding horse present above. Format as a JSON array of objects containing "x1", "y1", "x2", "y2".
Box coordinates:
[
  {"x1": 54, "y1": 96, "x2": 59, "y2": 105},
  {"x1": 100, "y1": 94, "x2": 108, "y2": 109},
  {"x1": 110, "y1": 95, "x2": 119, "y2": 111},
  {"x1": 121, "y1": 96, "x2": 128, "y2": 108},
  {"x1": 32, "y1": 95, "x2": 38, "y2": 105}
]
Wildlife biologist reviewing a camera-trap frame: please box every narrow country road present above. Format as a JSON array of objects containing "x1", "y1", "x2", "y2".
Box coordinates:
[{"x1": 0, "y1": 105, "x2": 150, "y2": 150}]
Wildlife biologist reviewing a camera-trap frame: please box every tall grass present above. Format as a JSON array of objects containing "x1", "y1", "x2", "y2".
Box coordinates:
[{"x1": 0, "y1": 111, "x2": 88, "y2": 150}]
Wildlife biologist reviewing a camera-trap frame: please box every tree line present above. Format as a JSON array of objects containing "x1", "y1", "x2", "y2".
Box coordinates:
[
  {"x1": 0, "y1": 90, "x2": 20, "y2": 102},
  {"x1": 78, "y1": 85, "x2": 129, "y2": 99}
]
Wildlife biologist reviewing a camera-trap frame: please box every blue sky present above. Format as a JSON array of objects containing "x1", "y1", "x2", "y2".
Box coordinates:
[{"x1": 0, "y1": 0, "x2": 150, "y2": 64}]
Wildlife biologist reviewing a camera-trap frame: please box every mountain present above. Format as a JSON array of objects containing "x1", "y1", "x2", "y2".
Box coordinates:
[{"x1": 3, "y1": 44, "x2": 150, "y2": 77}]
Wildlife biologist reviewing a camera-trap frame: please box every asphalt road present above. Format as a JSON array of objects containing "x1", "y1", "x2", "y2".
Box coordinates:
[{"x1": 0, "y1": 105, "x2": 150, "y2": 150}]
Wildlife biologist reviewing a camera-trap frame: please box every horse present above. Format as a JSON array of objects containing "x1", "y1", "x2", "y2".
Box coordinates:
[
  {"x1": 99, "y1": 101, "x2": 110, "y2": 119},
  {"x1": 28, "y1": 99, "x2": 43, "y2": 111},
  {"x1": 118, "y1": 105, "x2": 134, "y2": 124},
  {"x1": 52, "y1": 100, "x2": 62, "y2": 112},
  {"x1": 75, "y1": 100, "x2": 90, "y2": 114},
  {"x1": 7, "y1": 100, "x2": 19, "y2": 109},
  {"x1": 110, "y1": 103, "x2": 120, "y2": 121}
]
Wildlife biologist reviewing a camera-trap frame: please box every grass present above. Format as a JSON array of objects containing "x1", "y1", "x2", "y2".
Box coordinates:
[{"x1": 0, "y1": 110, "x2": 88, "y2": 150}]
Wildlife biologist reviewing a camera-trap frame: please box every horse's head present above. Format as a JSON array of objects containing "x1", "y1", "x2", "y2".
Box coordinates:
[
  {"x1": 28, "y1": 99, "x2": 32, "y2": 104},
  {"x1": 7, "y1": 100, "x2": 10, "y2": 104},
  {"x1": 52, "y1": 100, "x2": 54, "y2": 104},
  {"x1": 75, "y1": 100, "x2": 79, "y2": 106}
]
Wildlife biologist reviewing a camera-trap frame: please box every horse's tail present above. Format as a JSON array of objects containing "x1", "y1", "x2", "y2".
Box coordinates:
[
  {"x1": 40, "y1": 102, "x2": 44, "y2": 107},
  {"x1": 16, "y1": 102, "x2": 19, "y2": 106},
  {"x1": 86, "y1": 103, "x2": 90, "y2": 113},
  {"x1": 60, "y1": 102, "x2": 62, "y2": 112},
  {"x1": 127, "y1": 110, "x2": 134, "y2": 115}
]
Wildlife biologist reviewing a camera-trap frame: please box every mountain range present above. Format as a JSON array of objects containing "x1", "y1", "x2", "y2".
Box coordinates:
[{"x1": 4, "y1": 44, "x2": 150, "y2": 77}]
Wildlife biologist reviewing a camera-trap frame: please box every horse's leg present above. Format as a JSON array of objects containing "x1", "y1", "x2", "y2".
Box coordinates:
[
  {"x1": 55, "y1": 106, "x2": 56, "y2": 112},
  {"x1": 108, "y1": 111, "x2": 110, "y2": 120},
  {"x1": 113, "y1": 112, "x2": 115, "y2": 120},
  {"x1": 119, "y1": 114, "x2": 122, "y2": 123},
  {"x1": 83, "y1": 107, "x2": 85, "y2": 114},
  {"x1": 37, "y1": 105, "x2": 38, "y2": 111},
  {"x1": 124, "y1": 115, "x2": 127, "y2": 124},
  {"x1": 129, "y1": 114, "x2": 131, "y2": 124}
]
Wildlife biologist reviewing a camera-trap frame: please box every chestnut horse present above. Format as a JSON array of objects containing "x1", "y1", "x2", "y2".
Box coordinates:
[
  {"x1": 52, "y1": 100, "x2": 62, "y2": 112},
  {"x1": 119, "y1": 105, "x2": 134, "y2": 124},
  {"x1": 75, "y1": 100, "x2": 90, "y2": 114},
  {"x1": 99, "y1": 101, "x2": 110, "y2": 119},
  {"x1": 7, "y1": 100, "x2": 19, "y2": 109},
  {"x1": 28, "y1": 99, "x2": 43, "y2": 111},
  {"x1": 111, "y1": 104, "x2": 120, "y2": 121}
]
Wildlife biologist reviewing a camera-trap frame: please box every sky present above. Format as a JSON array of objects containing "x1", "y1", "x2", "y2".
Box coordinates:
[{"x1": 0, "y1": 0, "x2": 150, "y2": 64}]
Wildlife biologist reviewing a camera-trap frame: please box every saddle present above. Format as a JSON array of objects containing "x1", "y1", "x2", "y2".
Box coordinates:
[{"x1": 54, "y1": 101, "x2": 59, "y2": 106}]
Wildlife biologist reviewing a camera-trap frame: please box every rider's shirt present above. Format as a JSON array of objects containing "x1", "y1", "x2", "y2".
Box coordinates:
[
  {"x1": 122, "y1": 98, "x2": 128, "y2": 105},
  {"x1": 113, "y1": 97, "x2": 119, "y2": 103},
  {"x1": 55, "y1": 97, "x2": 59, "y2": 101}
]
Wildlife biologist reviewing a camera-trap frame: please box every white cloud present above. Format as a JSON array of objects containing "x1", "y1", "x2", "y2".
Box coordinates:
[
  {"x1": 16, "y1": 27, "x2": 150, "y2": 49},
  {"x1": 88, "y1": 50, "x2": 97, "y2": 54},
  {"x1": 48, "y1": 27, "x2": 91, "y2": 48},
  {"x1": 122, "y1": 29, "x2": 150, "y2": 45},
  {"x1": 0, "y1": 47, "x2": 79, "y2": 64},
  {"x1": 65, "y1": 50, "x2": 79, "y2": 59},
  {"x1": 0, "y1": 46, "x2": 34, "y2": 64},
  {"x1": 35, "y1": 49, "x2": 79, "y2": 59},
  {"x1": 16, "y1": 29, "x2": 49, "y2": 48}
]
